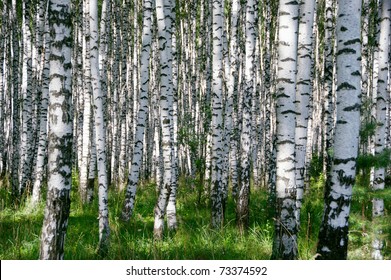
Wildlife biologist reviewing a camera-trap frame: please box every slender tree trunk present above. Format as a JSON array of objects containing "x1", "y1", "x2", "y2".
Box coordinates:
[
  {"x1": 153, "y1": 0, "x2": 176, "y2": 239},
  {"x1": 79, "y1": 0, "x2": 93, "y2": 204},
  {"x1": 237, "y1": 0, "x2": 257, "y2": 232},
  {"x1": 121, "y1": 0, "x2": 154, "y2": 222},
  {"x1": 323, "y1": 0, "x2": 335, "y2": 175},
  {"x1": 210, "y1": 0, "x2": 225, "y2": 229},
  {"x1": 316, "y1": 0, "x2": 362, "y2": 260},
  {"x1": 19, "y1": 0, "x2": 34, "y2": 196},
  {"x1": 31, "y1": 6, "x2": 50, "y2": 207},
  {"x1": 11, "y1": 0, "x2": 21, "y2": 201},
  {"x1": 39, "y1": 0, "x2": 72, "y2": 260},
  {"x1": 371, "y1": 0, "x2": 390, "y2": 260},
  {"x1": 294, "y1": 0, "x2": 316, "y2": 227}
]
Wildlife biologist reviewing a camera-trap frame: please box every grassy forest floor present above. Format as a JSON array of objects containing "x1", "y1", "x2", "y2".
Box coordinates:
[{"x1": 0, "y1": 173, "x2": 390, "y2": 260}]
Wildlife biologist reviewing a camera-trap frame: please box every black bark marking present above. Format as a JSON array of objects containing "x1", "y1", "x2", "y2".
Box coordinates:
[
  {"x1": 337, "y1": 82, "x2": 356, "y2": 91},
  {"x1": 281, "y1": 57, "x2": 296, "y2": 62},
  {"x1": 343, "y1": 103, "x2": 360, "y2": 112},
  {"x1": 336, "y1": 48, "x2": 356, "y2": 56},
  {"x1": 334, "y1": 157, "x2": 355, "y2": 165},
  {"x1": 351, "y1": 70, "x2": 360, "y2": 76},
  {"x1": 343, "y1": 38, "x2": 360, "y2": 46},
  {"x1": 277, "y1": 78, "x2": 295, "y2": 84}
]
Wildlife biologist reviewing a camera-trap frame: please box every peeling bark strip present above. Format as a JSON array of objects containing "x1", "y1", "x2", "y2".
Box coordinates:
[
  {"x1": 40, "y1": 0, "x2": 72, "y2": 260},
  {"x1": 316, "y1": 0, "x2": 362, "y2": 260},
  {"x1": 272, "y1": 0, "x2": 299, "y2": 260}
]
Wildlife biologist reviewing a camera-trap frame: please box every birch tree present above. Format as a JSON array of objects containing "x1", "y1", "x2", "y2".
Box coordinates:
[
  {"x1": 79, "y1": 0, "x2": 93, "y2": 204},
  {"x1": 40, "y1": 0, "x2": 72, "y2": 260},
  {"x1": 154, "y1": 0, "x2": 176, "y2": 238},
  {"x1": 11, "y1": 0, "x2": 21, "y2": 201},
  {"x1": 316, "y1": 0, "x2": 362, "y2": 260},
  {"x1": 90, "y1": 0, "x2": 110, "y2": 254},
  {"x1": 237, "y1": 0, "x2": 257, "y2": 232},
  {"x1": 271, "y1": 0, "x2": 299, "y2": 260},
  {"x1": 19, "y1": 0, "x2": 34, "y2": 196},
  {"x1": 295, "y1": 0, "x2": 316, "y2": 226},
  {"x1": 210, "y1": 0, "x2": 225, "y2": 229},
  {"x1": 121, "y1": 0, "x2": 154, "y2": 222},
  {"x1": 31, "y1": 6, "x2": 50, "y2": 207},
  {"x1": 371, "y1": 0, "x2": 390, "y2": 260}
]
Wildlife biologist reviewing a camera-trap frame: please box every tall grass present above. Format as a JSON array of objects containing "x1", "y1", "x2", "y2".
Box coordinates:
[{"x1": 0, "y1": 173, "x2": 389, "y2": 259}]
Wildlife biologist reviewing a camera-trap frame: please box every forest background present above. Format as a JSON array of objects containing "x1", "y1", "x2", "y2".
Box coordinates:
[{"x1": 0, "y1": 0, "x2": 390, "y2": 260}]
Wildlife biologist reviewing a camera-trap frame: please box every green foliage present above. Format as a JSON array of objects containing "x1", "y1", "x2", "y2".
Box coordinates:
[
  {"x1": 298, "y1": 173, "x2": 325, "y2": 259},
  {"x1": 307, "y1": 152, "x2": 323, "y2": 179},
  {"x1": 0, "y1": 178, "x2": 274, "y2": 260},
  {"x1": 357, "y1": 149, "x2": 391, "y2": 170}
]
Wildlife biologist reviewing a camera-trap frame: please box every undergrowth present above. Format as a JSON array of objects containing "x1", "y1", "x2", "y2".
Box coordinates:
[{"x1": 0, "y1": 171, "x2": 389, "y2": 259}]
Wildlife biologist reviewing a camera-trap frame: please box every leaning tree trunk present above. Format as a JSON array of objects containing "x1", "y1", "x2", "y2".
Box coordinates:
[
  {"x1": 371, "y1": 0, "x2": 390, "y2": 261},
  {"x1": 271, "y1": 0, "x2": 299, "y2": 260},
  {"x1": 316, "y1": 0, "x2": 362, "y2": 260},
  {"x1": 39, "y1": 0, "x2": 72, "y2": 260}
]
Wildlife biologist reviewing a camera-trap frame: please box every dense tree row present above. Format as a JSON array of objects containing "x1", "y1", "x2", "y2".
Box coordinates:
[{"x1": 0, "y1": 0, "x2": 389, "y2": 260}]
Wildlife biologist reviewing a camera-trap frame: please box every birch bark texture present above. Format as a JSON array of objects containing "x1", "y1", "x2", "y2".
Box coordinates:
[
  {"x1": 237, "y1": 0, "x2": 257, "y2": 232},
  {"x1": 316, "y1": 0, "x2": 362, "y2": 260},
  {"x1": 271, "y1": 0, "x2": 299, "y2": 260},
  {"x1": 210, "y1": 0, "x2": 225, "y2": 229},
  {"x1": 371, "y1": 0, "x2": 390, "y2": 260},
  {"x1": 153, "y1": 0, "x2": 176, "y2": 239},
  {"x1": 294, "y1": 0, "x2": 316, "y2": 226},
  {"x1": 122, "y1": 0, "x2": 154, "y2": 222},
  {"x1": 90, "y1": 0, "x2": 110, "y2": 254},
  {"x1": 39, "y1": 0, "x2": 72, "y2": 260}
]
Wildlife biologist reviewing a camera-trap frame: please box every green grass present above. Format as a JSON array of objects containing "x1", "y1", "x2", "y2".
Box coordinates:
[{"x1": 0, "y1": 174, "x2": 389, "y2": 260}]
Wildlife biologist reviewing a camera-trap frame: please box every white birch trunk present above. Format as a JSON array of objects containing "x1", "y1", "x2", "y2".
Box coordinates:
[
  {"x1": 79, "y1": 0, "x2": 93, "y2": 203},
  {"x1": 31, "y1": 10, "x2": 50, "y2": 207},
  {"x1": 121, "y1": 0, "x2": 154, "y2": 222},
  {"x1": 323, "y1": 0, "x2": 336, "y2": 174},
  {"x1": 89, "y1": 0, "x2": 110, "y2": 254},
  {"x1": 153, "y1": 0, "x2": 176, "y2": 238},
  {"x1": 271, "y1": 0, "x2": 299, "y2": 260},
  {"x1": 371, "y1": 0, "x2": 390, "y2": 260},
  {"x1": 210, "y1": 0, "x2": 225, "y2": 229},
  {"x1": 39, "y1": 0, "x2": 72, "y2": 259},
  {"x1": 237, "y1": 0, "x2": 256, "y2": 232},
  {"x1": 19, "y1": 0, "x2": 34, "y2": 195},
  {"x1": 294, "y1": 0, "x2": 316, "y2": 226},
  {"x1": 316, "y1": 0, "x2": 362, "y2": 260}
]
